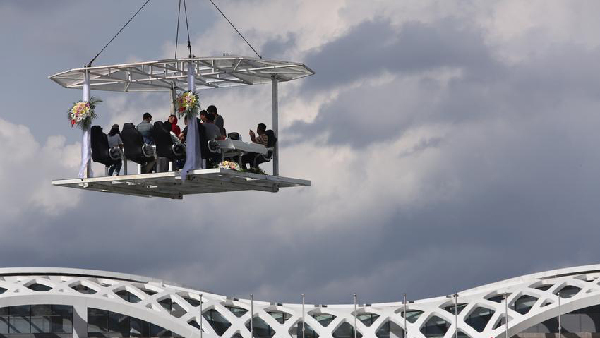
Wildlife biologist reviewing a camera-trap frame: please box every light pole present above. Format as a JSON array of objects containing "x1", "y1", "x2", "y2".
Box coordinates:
[
  {"x1": 453, "y1": 293, "x2": 458, "y2": 338},
  {"x1": 353, "y1": 294, "x2": 357, "y2": 338},
  {"x1": 301, "y1": 294, "x2": 305, "y2": 338},
  {"x1": 403, "y1": 294, "x2": 407, "y2": 338},
  {"x1": 199, "y1": 294, "x2": 203, "y2": 338},
  {"x1": 250, "y1": 294, "x2": 254, "y2": 338},
  {"x1": 504, "y1": 293, "x2": 509, "y2": 338},
  {"x1": 558, "y1": 291, "x2": 561, "y2": 338}
]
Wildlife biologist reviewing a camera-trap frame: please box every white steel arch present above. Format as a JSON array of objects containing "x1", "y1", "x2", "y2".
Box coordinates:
[{"x1": 1, "y1": 266, "x2": 600, "y2": 338}]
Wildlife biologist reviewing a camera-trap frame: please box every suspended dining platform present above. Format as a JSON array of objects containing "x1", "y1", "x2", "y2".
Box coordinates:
[
  {"x1": 52, "y1": 168, "x2": 311, "y2": 200},
  {"x1": 50, "y1": 56, "x2": 315, "y2": 198}
]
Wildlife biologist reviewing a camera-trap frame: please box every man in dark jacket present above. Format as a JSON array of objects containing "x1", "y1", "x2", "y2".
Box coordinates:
[{"x1": 207, "y1": 105, "x2": 226, "y2": 136}]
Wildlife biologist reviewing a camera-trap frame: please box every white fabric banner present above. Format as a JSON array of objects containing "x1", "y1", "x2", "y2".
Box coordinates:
[
  {"x1": 78, "y1": 128, "x2": 92, "y2": 179},
  {"x1": 181, "y1": 118, "x2": 203, "y2": 181}
]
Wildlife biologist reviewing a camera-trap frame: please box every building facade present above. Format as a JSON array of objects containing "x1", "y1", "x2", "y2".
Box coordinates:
[{"x1": 1, "y1": 266, "x2": 600, "y2": 338}]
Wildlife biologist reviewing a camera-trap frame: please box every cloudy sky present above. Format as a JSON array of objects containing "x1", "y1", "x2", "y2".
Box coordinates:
[{"x1": 1, "y1": 0, "x2": 600, "y2": 305}]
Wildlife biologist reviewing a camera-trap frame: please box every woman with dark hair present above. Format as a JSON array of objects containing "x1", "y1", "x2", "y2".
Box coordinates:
[
  {"x1": 107, "y1": 124, "x2": 124, "y2": 176},
  {"x1": 166, "y1": 114, "x2": 181, "y2": 137}
]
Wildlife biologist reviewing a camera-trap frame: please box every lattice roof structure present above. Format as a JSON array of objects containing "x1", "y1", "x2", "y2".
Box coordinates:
[
  {"x1": 49, "y1": 56, "x2": 314, "y2": 92},
  {"x1": 2, "y1": 265, "x2": 600, "y2": 338}
]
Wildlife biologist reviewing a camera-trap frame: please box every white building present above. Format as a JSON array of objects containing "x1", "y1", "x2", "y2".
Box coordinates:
[{"x1": 0, "y1": 266, "x2": 599, "y2": 338}]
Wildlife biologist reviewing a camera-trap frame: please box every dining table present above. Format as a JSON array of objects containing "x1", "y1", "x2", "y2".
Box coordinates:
[{"x1": 216, "y1": 139, "x2": 269, "y2": 164}]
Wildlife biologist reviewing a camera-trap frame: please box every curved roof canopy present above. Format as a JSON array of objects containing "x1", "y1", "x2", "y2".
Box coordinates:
[
  {"x1": 2, "y1": 265, "x2": 600, "y2": 338},
  {"x1": 49, "y1": 56, "x2": 314, "y2": 92}
]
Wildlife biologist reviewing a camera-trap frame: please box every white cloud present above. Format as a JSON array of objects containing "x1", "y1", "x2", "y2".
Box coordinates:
[{"x1": 0, "y1": 119, "x2": 81, "y2": 220}]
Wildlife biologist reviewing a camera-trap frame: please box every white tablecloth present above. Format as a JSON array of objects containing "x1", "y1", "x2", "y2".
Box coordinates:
[{"x1": 216, "y1": 139, "x2": 268, "y2": 155}]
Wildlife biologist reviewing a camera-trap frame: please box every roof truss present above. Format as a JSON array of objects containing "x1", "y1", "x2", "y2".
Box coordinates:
[{"x1": 49, "y1": 56, "x2": 314, "y2": 92}]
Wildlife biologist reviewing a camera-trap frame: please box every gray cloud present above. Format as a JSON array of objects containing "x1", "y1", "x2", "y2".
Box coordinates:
[
  {"x1": 300, "y1": 18, "x2": 496, "y2": 95},
  {"x1": 262, "y1": 32, "x2": 297, "y2": 59}
]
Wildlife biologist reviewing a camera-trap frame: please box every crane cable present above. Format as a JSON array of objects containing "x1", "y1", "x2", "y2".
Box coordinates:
[
  {"x1": 175, "y1": 0, "x2": 193, "y2": 59},
  {"x1": 206, "y1": 0, "x2": 262, "y2": 59},
  {"x1": 87, "y1": 0, "x2": 152, "y2": 67}
]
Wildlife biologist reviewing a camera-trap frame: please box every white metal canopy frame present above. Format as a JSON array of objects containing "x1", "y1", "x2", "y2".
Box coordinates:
[
  {"x1": 49, "y1": 56, "x2": 314, "y2": 198},
  {"x1": 2, "y1": 265, "x2": 600, "y2": 338},
  {"x1": 49, "y1": 56, "x2": 314, "y2": 92}
]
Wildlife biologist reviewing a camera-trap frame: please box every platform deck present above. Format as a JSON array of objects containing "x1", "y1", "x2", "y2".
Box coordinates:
[{"x1": 52, "y1": 169, "x2": 310, "y2": 199}]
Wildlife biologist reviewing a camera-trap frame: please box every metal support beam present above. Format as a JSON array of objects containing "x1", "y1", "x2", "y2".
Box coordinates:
[
  {"x1": 83, "y1": 69, "x2": 91, "y2": 178},
  {"x1": 171, "y1": 84, "x2": 177, "y2": 116},
  {"x1": 72, "y1": 304, "x2": 88, "y2": 338},
  {"x1": 271, "y1": 76, "x2": 279, "y2": 176},
  {"x1": 188, "y1": 62, "x2": 196, "y2": 92}
]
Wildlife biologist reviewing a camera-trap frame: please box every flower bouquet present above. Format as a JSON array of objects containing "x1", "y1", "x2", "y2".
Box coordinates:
[
  {"x1": 218, "y1": 161, "x2": 240, "y2": 171},
  {"x1": 67, "y1": 97, "x2": 102, "y2": 130},
  {"x1": 176, "y1": 91, "x2": 200, "y2": 118}
]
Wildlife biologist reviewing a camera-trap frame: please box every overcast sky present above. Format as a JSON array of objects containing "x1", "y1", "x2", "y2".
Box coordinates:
[{"x1": 1, "y1": 0, "x2": 600, "y2": 305}]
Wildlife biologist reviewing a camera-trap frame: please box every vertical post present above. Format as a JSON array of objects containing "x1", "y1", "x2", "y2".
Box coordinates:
[
  {"x1": 83, "y1": 69, "x2": 90, "y2": 101},
  {"x1": 504, "y1": 293, "x2": 509, "y2": 338},
  {"x1": 182, "y1": 59, "x2": 203, "y2": 176},
  {"x1": 188, "y1": 61, "x2": 196, "y2": 92},
  {"x1": 83, "y1": 69, "x2": 92, "y2": 178},
  {"x1": 200, "y1": 294, "x2": 203, "y2": 338},
  {"x1": 250, "y1": 294, "x2": 254, "y2": 338},
  {"x1": 301, "y1": 294, "x2": 305, "y2": 338},
  {"x1": 558, "y1": 291, "x2": 561, "y2": 338},
  {"x1": 72, "y1": 304, "x2": 88, "y2": 338},
  {"x1": 403, "y1": 294, "x2": 407, "y2": 338},
  {"x1": 271, "y1": 76, "x2": 279, "y2": 176},
  {"x1": 353, "y1": 294, "x2": 357, "y2": 338},
  {"x1": 453, "y1": 294, "x2": 458, "y2": 338}
]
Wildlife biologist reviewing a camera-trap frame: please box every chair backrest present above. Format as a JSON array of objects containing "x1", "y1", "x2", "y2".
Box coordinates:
[
  {"x1": 121, "y1": 123, "x2": 151, "y2": 164},
  {"x1": 90, "y1": 126, "x2": 114, "y2": 166},
  {"x1": 207, "y1": 140, "x2": 221, "y2": 153},
  {"x1": 265, "y1": 130, "x2": 277, "y2": 148},
  {"x1": 197, "y1": 121, "x2": 210, "y2": 160},
  {"x1": 151, "y1": 121, "x2": 175, "y2": 160},
  {"x1": 227, "y1": 132, "x2": 240, "y2": 140}
]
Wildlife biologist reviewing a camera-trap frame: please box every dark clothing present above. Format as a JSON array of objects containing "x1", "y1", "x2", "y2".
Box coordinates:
[
  {"x1": 165, "y1": 116, "x2": 181, "y2": 136},
  {"x1": 204, "y1": 122, "x2": 221, "y2": 140},
  {"x1": 215, "y1": 115, "x2": 225, "y2": 136},
  {"x1": 108, "y1": 161, "x2": 121, "y2": 176},
  {"x1": 242, "y1": 153, "x2": 260, "y2": 169}
]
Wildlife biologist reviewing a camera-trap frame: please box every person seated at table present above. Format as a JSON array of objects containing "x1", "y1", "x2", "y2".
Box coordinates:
[
  {"x1": 199, "y1": 110, "x2": 208, "y2": 123},
  {"x1": 241, "y1": 123, "x2": 269, "y2": 169},
  {"x1": 204, "y1": 111, "x2": 225, "y2": 141},
  {"x1": 137, "y1": 112, "x2": 154, "y2": 144},
  {"x1": 164, "y1": 114, "x2": 181, "y2": 137},
  {"x1": 207, "y1": 105, "x2": 226, "y2": 136},
  {"x1": 107, "y1": 124, "x2": 124, "y2": 176}
]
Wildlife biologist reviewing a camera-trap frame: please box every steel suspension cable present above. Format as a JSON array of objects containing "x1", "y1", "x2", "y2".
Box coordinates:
[
  {"x1": 183, "y1": 0, "x2": 193, "y2": 57},
  {"x1": 175, "y1": 0, "x2": 182, "y2": 59},
  {"x1": 87, "y1": 0, "x2": 152, "y2": 67},
  {"x1": 206, "y1": 0, "x2": 262, "y2": 59}
]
